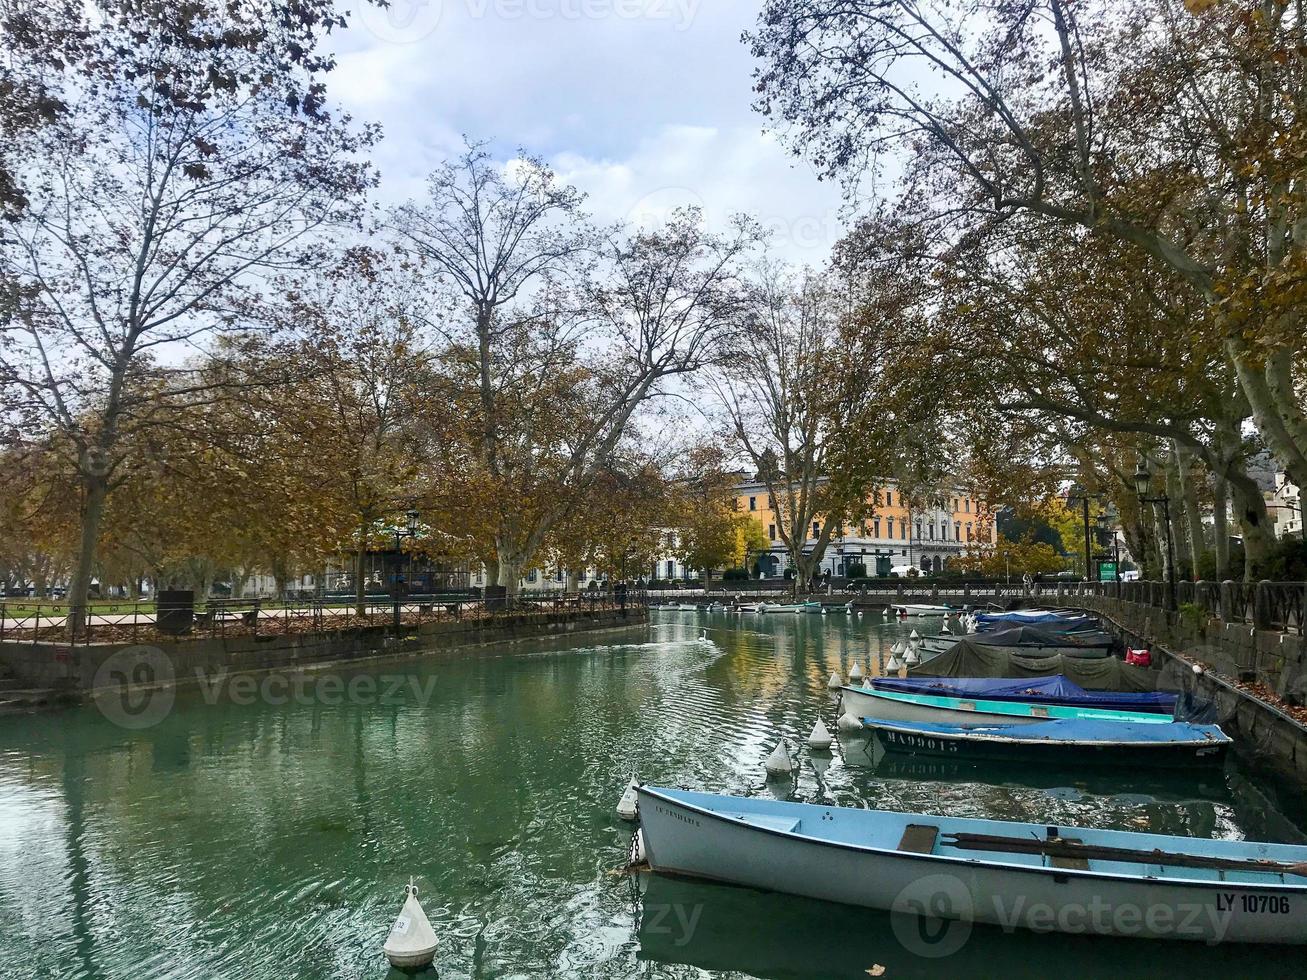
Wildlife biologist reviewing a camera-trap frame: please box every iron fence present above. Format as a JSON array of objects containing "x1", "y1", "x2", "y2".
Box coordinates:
[
  {"x1": 1043, "y1": 580, "x2": 1305, "y2": 636},
  {"x1": 0, "y1": 589, "x2": 648, "y2": 648}
]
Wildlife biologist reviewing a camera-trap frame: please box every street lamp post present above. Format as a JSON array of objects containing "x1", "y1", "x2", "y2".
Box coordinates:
[
  {"x1": 392, "y1": 507, "x2": 420, "y2": 635},
  {"x1": 1134, "y1": 467, "x2": 1177, "y2": 612},
  {"x1": 1067, "y1": 483, "x2": 1093, "y2": 581}
]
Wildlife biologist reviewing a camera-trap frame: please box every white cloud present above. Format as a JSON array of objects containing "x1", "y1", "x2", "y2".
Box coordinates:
[{"x1": 327, "y1": 0, "x2": 849, "y2": 264}]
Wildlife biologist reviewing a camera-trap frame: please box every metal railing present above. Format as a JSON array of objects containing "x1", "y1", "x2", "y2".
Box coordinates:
[
  {"x1": 0, "y1": 589, "x2": 648, "y2": 648},
  {"x1": 1042, "y1": 580, "x2": 1306, "y2": 636}
]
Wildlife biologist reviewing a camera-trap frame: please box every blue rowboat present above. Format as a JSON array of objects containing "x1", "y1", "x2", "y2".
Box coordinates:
[
  {"x1": 863, "y1": 717, "x2": 1230, "y2": 767},
  {"x1": 870, "y1": 675, "x2": 1178, "y2": 714},
  {"x1": 636, "y1": 786, "x2": 1307, "y2": 943},
  {"x1": 838, "y1": 685, "x2": 1171, "y2": 726}
]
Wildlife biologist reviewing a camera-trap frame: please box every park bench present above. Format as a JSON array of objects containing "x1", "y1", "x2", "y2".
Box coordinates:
[{"x1": 194, "y1": 598, "x2": 262, "y2": 628}]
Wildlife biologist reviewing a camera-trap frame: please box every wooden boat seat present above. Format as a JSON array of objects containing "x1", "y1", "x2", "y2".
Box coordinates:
[
  {"x1": 898, "y1": 824, "x2": 940, "y2": 854},
  {"x1": 1048, "y1": 837, "x2": 1089, "y2": 870}
]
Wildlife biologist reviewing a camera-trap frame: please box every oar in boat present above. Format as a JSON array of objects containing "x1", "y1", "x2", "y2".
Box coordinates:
[{"x1": 941, "y1": 831, "x2": 1307, "y2": 877}]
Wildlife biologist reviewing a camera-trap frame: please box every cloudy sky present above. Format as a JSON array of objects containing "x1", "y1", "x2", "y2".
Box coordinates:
[{"x1": 327, "y1": 0, "x2": 848, "y2": 265}]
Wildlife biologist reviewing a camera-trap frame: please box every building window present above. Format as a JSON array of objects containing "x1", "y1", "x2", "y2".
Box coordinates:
[
  {"x1": 928, "y1": 523, "x2": 935, "y2": 540},
  {"x1": 886, "y1": 490, "x2": 893, "y2": 507},
  {"x1": 749, "y1": 496, "x2": 757, "y2": 511},
  {"x1": 900, "y1": 523, "x2": 906, "y2": 540},
  {"x1": 874, "y1": 518, "x2": 881, "y2": 538},
  {"x1": 812, "y1": 521, "x2": 820, "y2": 538},
  {"x1": 666, "y1": 560, "x2": 675, "y2": 577},
  {"x1": 954, "y1": 522, "x2": 961, "y2": 542},
  {"x1": 915, "y1": 522, "x2": 922, "y2": 539},
  {"x1": 964, "y1": 498, "x2": 971, "y2": 513},
  {"x1": 886, "y1": 517, "x2": 894, "y2": 537},
  {"x1": 527, "y1": 569, "x2": 538, "y2": 583},
  {"x1": 769, "y1": 523, "x2": 776, "y2": 540}
]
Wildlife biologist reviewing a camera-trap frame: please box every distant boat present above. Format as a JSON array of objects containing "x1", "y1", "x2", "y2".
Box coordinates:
[
  {"x1": 760, "y1": 602, "x2": 815, "y2": 613},
  {"x1": 636, "y1": 786, "x2": 1307, "y2": 943},
  {"x1": 863, "y1": 716, "x2": 1231, "y2": 767},
  {"x1": 837, "y1": 686, "x2": 1170, "y2": 727},
  {"x1": 870, "y1": 675, "x2": 1178, "y2": 713},
  {"x1": 974, "y1": 611, "x2": 1100, "y2": 633},
  {"x1": 890, "y1": 603, "x2": 951, "y2": 616}
]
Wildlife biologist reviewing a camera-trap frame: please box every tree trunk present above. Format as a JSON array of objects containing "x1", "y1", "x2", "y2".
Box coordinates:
[
  {"x1": 1212, "y1": 473, "x2": 1230, "y2": 580},
  {"x1": 565, "y1": 570, "x2": 580, "y2": 593},
  {"x1": 1173, "y1": 442, "x2": 1206, "y2": 580},
  {"x1": 67, "y1": 475, "x2": 108, "y2": 633},
  {"x1": 1150, "y1": 504, "x2": 1172, "y2": 585},
  {"x1": 1227, "y1": 478, "x2": 1275, "y2": 581},
  {"x1": 1229, "y1": 339, "x2": 1307, "y2": 491},
  {"x1": 495, "y1": 548, "x2": 523, "y2": 597},
  {"x1": 355, "y1": 518, "x2": 369, "y2": 616},
  {"x1": 1164, "y1": 456, "x2": 1188, "y2": 579}
]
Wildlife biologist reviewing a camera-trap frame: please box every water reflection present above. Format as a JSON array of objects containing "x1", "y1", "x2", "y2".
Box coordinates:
[{"x1": 0, "y1": 608, "x2": 1301, "y2": 978}]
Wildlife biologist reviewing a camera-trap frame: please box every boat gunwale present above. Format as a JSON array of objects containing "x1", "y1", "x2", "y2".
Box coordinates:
[
  {"x1": 637, "y1": 786, "x2": 1307, "y2": 893},
  {"x1": 860, "y1": 717, "x2": 1232, "y2": 748},
  {"x1": 839, "y1": 685, "x2": 1169, "y2": 724}
]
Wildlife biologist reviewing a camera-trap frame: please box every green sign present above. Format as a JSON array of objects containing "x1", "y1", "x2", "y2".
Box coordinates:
[{"x1": 1098, "y1": 562, "x2": 1117, "y2": 582}]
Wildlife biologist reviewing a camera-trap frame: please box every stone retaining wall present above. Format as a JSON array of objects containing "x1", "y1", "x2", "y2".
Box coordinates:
[{"x1": 0, "y1": 607, "x2": 647, "y2": 695}]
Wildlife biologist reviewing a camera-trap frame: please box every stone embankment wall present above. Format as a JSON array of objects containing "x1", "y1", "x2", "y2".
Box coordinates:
[{"x1": 0, "y1": 607, "x2": 647, "y2": 696}]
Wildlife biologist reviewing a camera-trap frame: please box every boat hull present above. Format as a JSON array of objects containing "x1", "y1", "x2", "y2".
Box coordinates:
[
  {"x1": 891, "y1": 603, "x2": 951, "y2": 616},
  {"x1": 637, "y1": 787, "x2": 1307, "y2": 944},
  {"x1": 921, "y1": 638, "x2": 1112, "y2": 659},
  {"x1": 865, "y1": 719, "x2": 1229, "y2": 768},
  {"x1": 838, "y1": 687, "x2": 1166, "y2": 727}
]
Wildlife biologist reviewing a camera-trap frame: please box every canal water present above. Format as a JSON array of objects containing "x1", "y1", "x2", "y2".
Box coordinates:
[{"x1": 1, "y1": 609, "x2": 1305, "y2": 978}]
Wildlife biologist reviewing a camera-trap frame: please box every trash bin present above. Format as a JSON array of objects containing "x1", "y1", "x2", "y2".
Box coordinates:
[
  {"x1": 156, "y1": 590, "x2": 195, "y2": 635},
  {"x1": 485, "y1": 585, "x2": 508, "y2": 612}
]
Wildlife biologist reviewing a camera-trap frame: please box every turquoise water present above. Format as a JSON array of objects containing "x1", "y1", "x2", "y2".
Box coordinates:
[{"x1": 0, "y1": 609, "x2": 1304, "y2": 978}]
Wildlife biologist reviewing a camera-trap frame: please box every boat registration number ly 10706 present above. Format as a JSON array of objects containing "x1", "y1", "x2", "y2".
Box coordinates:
[{"x1": 1216, "y1": 893, "x2": 1292, "y2": 914}]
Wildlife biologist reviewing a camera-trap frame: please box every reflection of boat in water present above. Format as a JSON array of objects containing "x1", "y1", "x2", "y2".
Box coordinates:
[
  {"x1": 839, "y1": 733, "x2": 1232, "y2": 803},
  {"x1": 637, "y1": 871, "x2": 1306, "y2": 980}
]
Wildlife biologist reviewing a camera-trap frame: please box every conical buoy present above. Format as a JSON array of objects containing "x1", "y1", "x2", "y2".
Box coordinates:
[
  {"x1": 903, "y1": 647, "x2": 920, "y2": 666},
  {"x1": 383, "y1": 879, "x2": 438, "y2": 969},
  {"x1": 765, "y1": 739, "x2": 793, "y2": 776},
  {"x1": 886, "y1": 654, "x2": 904, "y2": 671},
  {"x1": 808, "y1": 718, "x2": 833, "y2": 750},
  {"x1": 849, "y1": 663, "x2": 863, "y2": 683},
  {"x1": 837, "y1": 712, "x2": 862, "y2": 732},
  {"x1": 616, "y1": 777, "x2": 639, "y2": 821},
  {"x1": 891, "y1": 639, "x2": 906, "y2": 656},
  {"x1": 941, "y1": 619, "x2": 951, "y2": 634},
  {"x1": 910, "y1": 629, "x2": 920, "y2": 641},
  {"x1": 827, "y1": 671, "x2": 843, "y2": 689}
]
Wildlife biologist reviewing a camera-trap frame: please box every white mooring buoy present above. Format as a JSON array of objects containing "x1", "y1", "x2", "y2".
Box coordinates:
[
  {"x1": 616, "y1": 776, "x2": 640, "y2": 821},
  {"x1": 941, "y1": 619, "x2": 951, "y2": 634},
  {"x1": 383, "y1": 879, "x2": 439, "y2": 970},
  {"x1": 849, "y1": 662, "x2": 863, "y2": 683},
  {"x1": 808, "y1": 718, "x2": 834, "y2": 750},
  {"x1": 827, "y1": 671, "x2": 843, "y2": 689},
  {"x1": 910, "y1": 628, "x2": 920, "y2": 641},
  {"x1": 903, "y1": 646, "x2": 920, "y2": 666},
  {"x1": 837, "y1": 712, "x2": 862, "y2": 733},
  {"x1": 886, "y1": 654, "x2": 904, "y2": 672},
  {"x1": 765, "y1": 739, "x2": 794, "y2": 776}
]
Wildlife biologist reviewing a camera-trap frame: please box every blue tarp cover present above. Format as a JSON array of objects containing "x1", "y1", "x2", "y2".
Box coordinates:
[
  {"x1": 862, "y1": 717, "x2": 1226, "y2": 744},
  {"x1": 975, "y1": 612, "x2": 1100, "y2": 633},
  {"x1": 872, "y1": 674, "x2": 1177, "y2": 712}
]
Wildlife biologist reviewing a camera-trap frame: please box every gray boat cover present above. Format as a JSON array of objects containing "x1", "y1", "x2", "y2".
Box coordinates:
[{"x1": 910, "y1": 636, "x2": 1157, "y2": 691}]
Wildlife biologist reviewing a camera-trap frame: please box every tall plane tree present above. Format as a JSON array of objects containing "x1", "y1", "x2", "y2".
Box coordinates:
[
  {"x1": 0, "y1": 1, "x2": 374, "y2": 627},
  {"x1": 395, "y1": 146, "x2": 758, "y2": 594}
]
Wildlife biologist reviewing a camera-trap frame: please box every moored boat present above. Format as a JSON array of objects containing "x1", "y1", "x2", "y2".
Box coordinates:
[
  {"x1": 636, "y1": 785, "x2": 1307, "y2": 943},
  {"x1": 838, "y1": 686, "x2": 1171, "y2": 726},
  {"x1": 890, "y1": 603, "x2": 952, "y2": 616},
  {"x1": 870, "y1": 675, "x2": 1177, "y2": 713},
  {"x1": 863, "y1": 716, "x2": 1230, "y2": 767}
]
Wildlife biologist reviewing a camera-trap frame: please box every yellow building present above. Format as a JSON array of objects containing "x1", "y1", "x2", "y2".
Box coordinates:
[{"x1": 734, "y1": 477, "x2": 998, "y2": 578}]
